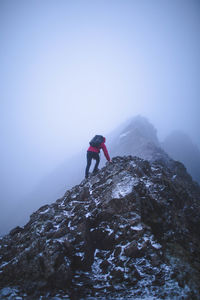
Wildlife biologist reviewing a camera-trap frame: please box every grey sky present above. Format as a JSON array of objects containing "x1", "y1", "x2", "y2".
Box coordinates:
[{"x1": 1, "y1": 0, "x2": 200, "y2": 214}]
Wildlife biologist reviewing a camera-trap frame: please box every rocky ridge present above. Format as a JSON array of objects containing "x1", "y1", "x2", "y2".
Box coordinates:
[
  {"x1": 109, "y1": 116, "x2": 172, "y2": 165},
  {"x1": 0, "y1": 156, "x2": 200, "y2": 299}
]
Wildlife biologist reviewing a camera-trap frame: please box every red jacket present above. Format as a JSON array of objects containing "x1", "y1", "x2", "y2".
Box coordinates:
[{"x1": 87, "y1": 137, "x2": 111, "y2": 161}]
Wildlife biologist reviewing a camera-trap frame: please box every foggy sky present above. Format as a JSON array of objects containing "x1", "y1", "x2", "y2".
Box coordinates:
[{"x1": 1, "y1": 0, "x2": 200, "y2": 233}]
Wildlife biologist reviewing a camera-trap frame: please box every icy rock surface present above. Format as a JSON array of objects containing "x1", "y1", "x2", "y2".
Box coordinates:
[{"x1": 0, "y1": 156, "x2": 200, "y2": 299}]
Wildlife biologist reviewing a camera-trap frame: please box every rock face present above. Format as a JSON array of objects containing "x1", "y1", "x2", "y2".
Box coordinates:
[
  {"x1": 109, "y1": 115, "x2": 170, "y2": 164},
  {"x1": 0, "y1": 156, "x2": 200, "y2": 299}
]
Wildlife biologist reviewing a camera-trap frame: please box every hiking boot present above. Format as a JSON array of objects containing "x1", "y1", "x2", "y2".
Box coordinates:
[
  {"x1": 93, "y1": 169, "x2": 99, "y2": 175},
  {"x1": 85, "y1": 172, "x2": 91, "y2": 179}
]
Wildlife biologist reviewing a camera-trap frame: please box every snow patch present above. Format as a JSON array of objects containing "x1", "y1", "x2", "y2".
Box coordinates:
[
  {"x1": 131, "y1": 224, "x2": 143, "y2": 231},
  {"x1": 0, "y1": 261, "x2": 9, "y2": 268},
  {"x1": 145, "y1": 180, "x2": 152, "y2": 188},
  {"x1": 39, "y1": 208, "x2": 49, "y2": 215},
  {"x1": 68, "y1": 221, "x2": 76, "y2": 231},
  {"x1": 53, "y1": 224, "x2": 60, "y2": 230},
  {"x1": 105, "y1": 227, "x2": 114, "y2": 236},
  {"x1": 106, "y1": 178, "x2": 113, "y2": 185},
  {"x1": 151, "y1": 242, "x2": 162, "y2": 250},
  {"x1": 150, "y1": 236, "x2": 162, "y2": 249},
  {"x1": 0, "y1": 258, "x2": 17, "y2": 269},
  {"x1": 119, "y1": 131, "x2": 131, "y2": 138},
  {"x1": 62, "y1": 210, "x2": 71, "y2": 217},
  {"x1": 112, "y1": 176, "x2": 137, "y2": 199},
  {"x1": 130, "y1": 161, "x2": 137, "y2": 168},
  {"x1": 76, "y1": 252, "x2": 84, "y2": 258},
  {"x1": 85, "y1": 212, "x2": 91, "y2": 218}
]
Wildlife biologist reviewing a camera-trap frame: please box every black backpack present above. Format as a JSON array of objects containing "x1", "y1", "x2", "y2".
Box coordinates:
[{"x1": 89, "y1": 135, "x2": 104, "y2": 147}]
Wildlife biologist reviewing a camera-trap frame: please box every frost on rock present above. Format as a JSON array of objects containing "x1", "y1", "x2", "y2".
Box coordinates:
[
  {"x1": 0, "y1": 155, "x2": 200, "y2": 299},
  {"x1": 131, "y1": 224, "x2": 143, "y2": 231},
  {"x1": 111, "y1": 176, "x2": 137, "y2": 199}
]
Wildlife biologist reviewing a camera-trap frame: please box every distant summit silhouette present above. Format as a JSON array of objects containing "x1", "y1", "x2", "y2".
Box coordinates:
[{"x1": 110, "y1": 115, "x2": 169, "y2": 163}]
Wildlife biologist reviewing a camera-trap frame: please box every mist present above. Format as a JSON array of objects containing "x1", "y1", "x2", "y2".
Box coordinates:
[{"x1": 1, "y1": 0, "x2": 200, "y2": 235}]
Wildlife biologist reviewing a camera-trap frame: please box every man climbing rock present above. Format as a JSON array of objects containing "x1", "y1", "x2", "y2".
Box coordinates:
[{"x1": 85, "y1": 135, "x2": 111, "y2": 179}]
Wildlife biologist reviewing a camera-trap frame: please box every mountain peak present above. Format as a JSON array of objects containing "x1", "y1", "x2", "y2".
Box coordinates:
[
  {"x1": 110, "y1": 116, "x2": 167, "y2": 163},
  {"x1": 121, "y1": 115, "x2": 159, "y2": 143},
  {"x1": 1, "y1": 155, "x2": 200, "y2": 299}
]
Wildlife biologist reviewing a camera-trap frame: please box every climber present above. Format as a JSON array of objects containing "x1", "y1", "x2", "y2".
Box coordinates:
[{"x1": 85, "y1": 135, "x2": 111, "y2": 179}]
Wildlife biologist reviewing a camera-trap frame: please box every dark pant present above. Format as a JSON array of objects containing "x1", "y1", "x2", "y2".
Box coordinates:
[{"x1": 85, "y1": 151, "x2": 100, "y2": 178}]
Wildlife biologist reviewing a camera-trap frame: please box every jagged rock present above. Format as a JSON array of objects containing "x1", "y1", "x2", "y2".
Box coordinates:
[
  {"x1": 9, "y1": 226, "x2": 23, "y2": 236},
  {"x1": 0, "y1": 155, "x2": 200, "y2": 299},
  {"x1": 110, "y1": 116, "x2": 169, "y2": 164}
]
